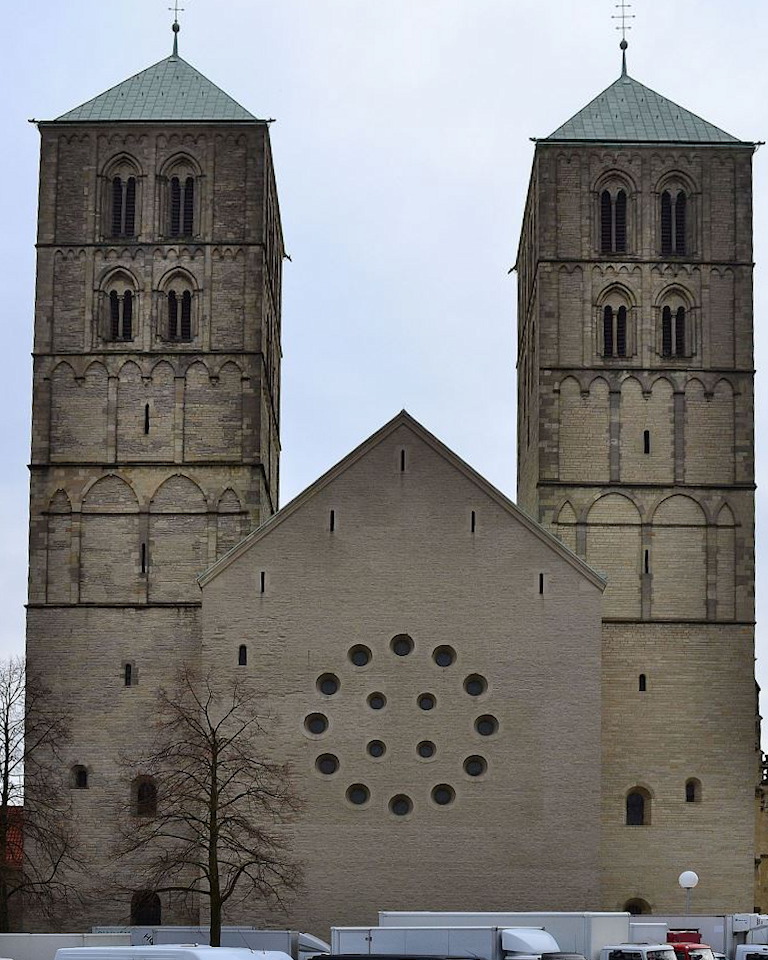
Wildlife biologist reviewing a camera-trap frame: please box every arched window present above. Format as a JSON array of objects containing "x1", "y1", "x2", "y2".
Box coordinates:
[
  {"x1": 135, "y1": 779, "x2": 158, "y2": 817},
  {"x1": 685, "y1": 778, "x2": 702, "y2": 803},
  {"x1": 624, "y1": 898, "x2": 651, "y2": 915},
  {"x1": 626, "y1": 788, "x2": 650, "y2": 825},
  {"x1": 169, "y1": 175, "x2": 195, "y2": 237},
  {"x1": 71, "y1": 765, "x2": 88, "y2": 789},
  {"x1": 600, "y1": 187, "x2": 628, "y2": 254},
  {"x1": 111, "y1": 175, "x2": 137, "y2": 238},
  {"x1": 602, "y1": 305, "x2": 628, "y2": 358},
  {"x1": 662, "y1": 305, "x2": 687, "y2": 358},
  {"x1": 238, "y1": 644, "x2": 247, "y2": 666},
  {"x1": 109, "y1": 289, "x2": 133, "y2": 341},
  {"x1": 131, "y1": 890, "x2": 161, "y2": 925},
  {"x1": 167, "y1": 288, "x2": 193, "y2": 341},
  {"x1": 638, "y1": 673, "x2": 647, "y2": 692},
  {"x1": 661, "y1": 188, "x2": 687, "y2": 256}
]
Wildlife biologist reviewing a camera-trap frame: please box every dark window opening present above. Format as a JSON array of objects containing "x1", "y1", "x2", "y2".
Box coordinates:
[
  {"x1": 539, "y1": 572, "x2": 545, "y2": 595},
  {"x1": 661, "y1": 191, "x2": 673, "y2": 255},
  {"x1": 601, "y1": 190, "x2": 613, "y2": 253},
  {"x1": 124, "y1": 662, "x2": 133, "y2": 687},
  {"x1": 238, "y1": 644, "x2": 247, "y2": 666},
  {"x1": 400, "y1": 449, "x2": 406, "y2": 472},
  {"x1": 662, "y1": 306, "x2": 673, "y2": 357},
  {"x1": 603, "y1": 306, "x2": 614, "y2": 357},
  {"x1": 140, "y1": 543, "x2": 146, "y2": 575},
  {"x1": 661, "y1": 189, "x2": 687, "y2": 256},
  {"x1": 643, "y1": 430, "x2": 650, "y2": 455},
  {"x1": 675, "y1": 306, "x2": 686, "y2": 356},
  {"x1": 183, "y1": 176, "x2": 195, "y2": 235},
  {"x1": 601, "y1": 188, "x2": 628, "y2": 254},
  {"x1": 471, "y1": 510, "x2": 476, "y2": 533},
  {"x1": 109, "y1": 289, "x2": 133, "y2": 341},
  {"x1": 615, "y1": 190, "x2": 627, "y2": 252},
  {"x1": 72, "y1": 765, "x2": 88, "y2": 789},
  {"x1": 685, "y1": 778, "x2": 701, "y2": 803},
  {"x1": 662, "y1": 305, "x2": 686, "y2": 357},
  {"x1": 329, "y1": 509, "x2": 335, "y2": 532},
  {"x1": 675, "y1": 191, "x2": 687, "y2": 255},
  {"x1": 604, "y1": 304, "x2": 628, "y2": 358},
  {"x1": 639, "y1": 673, "x2": 647, "y2": 692},
  {"x1": 616, "y1": 305, "x2": 627, "y2": 356},
  {"x1": 136, "y1": 780, "x2": 157, "y2": 817},
  {"x1": 626, "y1": 790, "x2": 646, "y2": 825},
  {"x1": 260, "y1": 571, "x2": 265, "y2": 594},
  {"x1": 144, "y1": 404, "x2": 150, "y2": 435},
  {"x1": 644, "y1": 549, "x2": 650, "y2": 574}
]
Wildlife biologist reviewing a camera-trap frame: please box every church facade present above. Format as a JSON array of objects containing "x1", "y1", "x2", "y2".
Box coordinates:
[{"x1": 24, "y1": 32, "x2": 760, "y2": 934}]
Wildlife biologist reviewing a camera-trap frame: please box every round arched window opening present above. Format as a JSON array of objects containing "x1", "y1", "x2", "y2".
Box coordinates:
[
  {"x1": 390, "y1": 794, "x2": 413, "y2": 817},
  {"x1": 624, "y1": 898, "x2": 651, "y2": 916},
  {"x1": 433, "y1": 645, "x2": 456, "y2": 667},
  {"x1": 685, "y1": 778, "x2": 702, "y2": 803},
  {"x1": 304, "y1": 713, "x2": 328, "y2": 735},
  {"x1": 316, "y1": 754, "x2": 339, "y2": 776},
  {"x1": 367, "y1": 692, "x2": 387, "y2": 711},
  {"x1": 391, "y1": 634, "x2": 414, "y2": 656},
  {"x1": 464, "y1": 674, "x2": 487, "y2": 697},
  {"x1": 431, "y1": 784, "x2": 455, "y2": 806},
  {"x1": 349, "y1": 645, "x2": 372, "y2": 667},
  {"x1": 626, "y1": 788, "x2": 651, "y2": 825},
  {"x1": 464, "y1": 755, "x2": 487, "y2": 777},
  {"x1": 418, "y1": 693, "x2": 436, "y2": 711},
  {"x1": 417, "y1": 740, "x2": 436, "y2": 759},
  {"x1": 346, "y1": 783, "x2": 370, "y2": 806},
  {"x1": 475, "y1": 715, "x2": 499, "y2": 737},
  {"x1": 317, "y1": 673, "x2": 340, "y2": 696},
  {"x1": 367, "y1": 740, "x2": 386, "y2": 758}
]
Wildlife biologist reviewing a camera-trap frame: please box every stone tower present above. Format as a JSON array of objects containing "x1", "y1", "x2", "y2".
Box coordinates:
[
  {"x1": 25, "y1": 28, "x2": 282, "y2": 927},
  {"x1": 516, "y1": 49, "x2": 759, "y2": 912}
]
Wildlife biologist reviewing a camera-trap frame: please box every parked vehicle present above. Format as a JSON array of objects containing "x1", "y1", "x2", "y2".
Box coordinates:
[{"x1": 600, "y1": 944, "x2": 678, "y2": 960}]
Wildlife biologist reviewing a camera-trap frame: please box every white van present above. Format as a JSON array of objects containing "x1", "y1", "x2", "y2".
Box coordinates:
[
  {"x1": 734, "y1": 947, "x2": 768, "y2": 960},
  {"x1": 55, "y1": 948, "x2": 293, "y2": 960},
  {"x1": 601, "y1": 945, "x2": 678, "y2": 960}
]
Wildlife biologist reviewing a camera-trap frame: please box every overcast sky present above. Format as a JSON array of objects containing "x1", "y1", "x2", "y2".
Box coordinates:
[{"x1": 2, "y1": 0, "x2": 767, "y2": 730}]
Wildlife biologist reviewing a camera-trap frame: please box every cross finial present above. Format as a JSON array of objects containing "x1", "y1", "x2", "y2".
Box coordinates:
[
  {"x1": 611, "y1": 2, "x2": 635, "y2": 76},
  {"x1": 169, "y1": 0, "x2": 185, "y2": 56}
]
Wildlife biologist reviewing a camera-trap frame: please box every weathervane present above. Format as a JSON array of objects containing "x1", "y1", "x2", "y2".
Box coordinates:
[
  {"x1": 612, "y1": 1, "x2": 635, "y2": 75},
  {"x1": 169, "y1": 0, "x2": 186, "y2": 56}
]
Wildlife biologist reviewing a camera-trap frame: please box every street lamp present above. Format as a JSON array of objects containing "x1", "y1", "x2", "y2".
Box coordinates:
[{"x1": 678, "y1": 870, "x2": 699, "y2": 914}]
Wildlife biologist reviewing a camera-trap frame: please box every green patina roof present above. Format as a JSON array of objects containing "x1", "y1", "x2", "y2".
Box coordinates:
[
  {"x1": 545, "y1": 69, "x2": 742, "y2": 144},
  {"x1": 54, "y1": 53, "x2": 257, "y2": 123}
]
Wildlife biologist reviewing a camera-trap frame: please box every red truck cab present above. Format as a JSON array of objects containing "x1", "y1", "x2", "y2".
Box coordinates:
[{"x1": 667, "y1": 934, "x2": 715, "y2": 960}]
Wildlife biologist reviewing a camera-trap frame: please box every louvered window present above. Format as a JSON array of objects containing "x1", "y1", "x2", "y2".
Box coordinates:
[
  {"x1": 661, "y1": 189, "x2": 687, "y2": 255},
  {"x1": 600, "y1": 188, "x2": 628, "y2": 253},
  {"x1": 111, "y1": 176, "x2": 137, "y2": 238},
  {"x1": 601, "y1": 191, "x2": 613, "y2": 253},
  {"x1": 662, "y1": 305, "x2": 686, "y2": 357},
  {"x1": 168, "y1": 289, "x2": 193, "y2": 341},
  {"x1": 603, "y1": 304, "x2": 628, "y2": 358},
  {"x1": 603, "y1": 306, "x2": 614, "y2": 357},
  {"x1": 109, "y1": 289, "x2": 133, "y2": 341},
  {"x1": 169, "y1": 175, "x2": 195, "y2": 236}
]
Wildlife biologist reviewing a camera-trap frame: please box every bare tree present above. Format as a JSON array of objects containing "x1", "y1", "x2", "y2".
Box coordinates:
[
  {"x1": 0, "y1": 656, "x2": 81, "y2": 931},
  {"x1": 116, "y1": 667, "x2": 302, "y2": 945}
]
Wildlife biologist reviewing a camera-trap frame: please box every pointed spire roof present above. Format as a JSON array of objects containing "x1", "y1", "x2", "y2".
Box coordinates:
[
  {"x1": 53, "y1": 52, "x2": 258, "y2": 124},
  {"x1": 544, "y1": 60, "x2": 744, "y2": 144}
]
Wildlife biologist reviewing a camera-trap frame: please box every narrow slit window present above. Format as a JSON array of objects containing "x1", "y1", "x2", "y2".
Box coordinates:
[
  {"x1": 260, "y1": 571, "x2": 266, "y2": 594},
  {"x1": 639, "y1": 673, "x2": 647, "y2": 692},
  {"x1": 110, "y1": 290, "x2": 120, "y2": 340},
  {"x1": 616, "y1": 305, "x2": 627, "y2": 357},
  {"x1": 124, "y1": 663, "x2": 133, "y2": 687},
  {"x1": 112, "y1": 177, "x2": 123, "y2": 237},
  {"x1": 124, "y1": 177, "x2": 136, "y2": 236},
  {"x1": 603, "y1": 306, "x2": 614, "y2": 357},
  {"x1": 662, "y1": 306, "x2": 673, "y2": 357},
  {"x1": 643, "y1": 430, "x2": 650, "y2": 455},
  {"x1": 600, "y1": 190, "x2": 612, "y2": 253},
  {"x1": 181, "y1": 290, "x2": 192, "y2": 340},
  {"x1": 400, "y1": 449, "x2": 406, "y2": 472},
  {"x1": 140, "y1": 543, "x2": 147, "y2": 574},
  {"x1": 661, "y1": 191, "x2": 673, "y2": 255},
  {"x1": 539, "y1": 572, "x2": 545, "y2": 595},
  {"x1": 615, "y1": 190, "x2": 627, "y2": 252},
  {"x1": 675, "y1": 306, "x2": 686, "y2": 356},
  {"x1": 122, "y1": 291, "x2": 133, "y2": 340},
  {"x1": 183, "y1": 177, "x2": 195, "y2": 235},
  {"x1": 168, "y1": 290, "x2": 179, "y2": 339},
  {"x1": 170, "y1": 177, "x2": 181, "y2": 236},
  {"x1": 238, "y1": 644, "x2": 247, "y2": 666},
  {"x1": 675, "y1": 191, "x2": 687, "y2": 255},
  {"x1": 329, "y1": 510, "x2": 335, "y2": 532},
  {"x1": 144, "y1": 404, "x2": 150, "y2": 435},
  {"x1": 644, "y1": 549, "x2": 650, "y2": 574},
  {"x1": 471, "y1": 510, "x2": 476, "y2": 533}
]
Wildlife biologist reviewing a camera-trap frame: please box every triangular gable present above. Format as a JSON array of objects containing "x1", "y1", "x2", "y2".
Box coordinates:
[
  {"x1": 544, "y1": 72, "x2": 744, "y2": 144},
  {"x1": 53, "y1": 54, "x2": 258, "y2": 123},
  {"x1": 199, "y1": 411, "x2": 606, "y2": 591}
]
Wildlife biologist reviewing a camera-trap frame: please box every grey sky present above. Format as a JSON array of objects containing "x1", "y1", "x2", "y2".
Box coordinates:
[{"x1": 2, "y1": 1, "x2": 766, "y2": 728}]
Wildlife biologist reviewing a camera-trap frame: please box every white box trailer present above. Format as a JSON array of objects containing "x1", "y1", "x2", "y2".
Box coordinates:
[
  {"x1": 0, "y1": 934, "x2": 130, "y2": 960},
  {"x1": 377, "y1": 913, "x2": 631, "y2": 960},
  {"x1": 331, "y1": 926, "x2": 505, "y2": 960}
]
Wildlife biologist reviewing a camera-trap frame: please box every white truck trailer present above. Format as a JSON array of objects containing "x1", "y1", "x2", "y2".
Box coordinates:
[
  {"x1": 331, "y1": 926, "x2": 560, "y2": 960},
  {"x1": 377, "y1": 912, "x2": 632, "y2": 960}
]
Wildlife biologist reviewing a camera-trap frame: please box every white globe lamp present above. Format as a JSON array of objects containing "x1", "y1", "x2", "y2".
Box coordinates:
[{"x1": 678, "y1": 870, "x2": 699, "y2": 913}]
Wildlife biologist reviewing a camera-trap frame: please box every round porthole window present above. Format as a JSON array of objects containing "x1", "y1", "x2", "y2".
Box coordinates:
[
  {"x1": 390, "y1": 794, "x2": 413, "y2": 816},
  {"x1": 417, "y1": 740, "x2": 436, "y2": 759},
  {"x1": 464, "y1": 755, "x2": 487, "y2": 777},
  {"x1": 475, "y1": 714, "x2": 499, "y2": 737},
  {"x1": 391, "y1": 634, "x2": 414, "y2": 656},
  {"x1": 315, "y1": 753, "x2": 339, "y2": 775},
  {"x1": 304, "y1": 713, "x2": 328, "y2": 735},
  {"x1": 317, "y1": 673, "x2": 340, "y2": 696},
  {"x1": 464, "y1": 674, "x2": 488, "y2": 697},
  {"x1": 367, "y1": 740, "x2": 386, "y2": 758},
  {"x1": 349, "y1": 645, "x2": 371, "y2": 667},
  {"x1": 346, "y1": 783, "x2": 370, "y2": 806},
  {"x1": 418, "y1": 693, "x2": 436, "y2": 711},
  {"x1": 431, "y1": 784, "x2": 455, "y2": 806},
  {"x1": 367, "y1": 692, "x2": 387, "y2": 710},
  {"x1": 433, "y1": 645, "x2": 456, "y2": 667}
]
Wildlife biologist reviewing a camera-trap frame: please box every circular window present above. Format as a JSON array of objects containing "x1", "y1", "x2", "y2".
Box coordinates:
[
  {"x1": 464, "y1": 755, "x2": 487, "y2": 777},
  {"x1": 367, "y1": 740, "x2": 386, "y2": 758},
  {"x1": 475, "y1": 715, "x2": 499, "y2": 737},
  {"x1": 391, "y1": 634, "x2": 414, "y2": 657},
  {"x1": 431, "y1": 784, "x2": 455, "y2": 806},
  {"x1": 433, "y1": 645, "x2": 456, "y2": 667},
  {"x1": 315, "y1": 753, "x2": 339, "y2": 775},
  {"x1": 367, "y1": 692, "x2": 387, "y2": 710},
  {"x1": 346, "y1": 783, "x2": 370, "y2": 806},
  {"x1": 417, "y1": 740, "x2": 436, "y2": 759},
  {"x1": 304, "y1": 713, "x2": 328, "y2": 735},
  {"x1": 390, "y1": 794, "x2": 413, "y2": 816},
  {"x1": 317, "y1": 673, "x2": 340, "y2": 696},
  {"x1": 418, "y1": 693, "x2": 436, "y2": 711},
  {"x1": 464, "y1": 674, "x2": 488, "y2": 697},
  {"x1": 349, "y1": 645, "x2": 371, "y2": 667}
]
